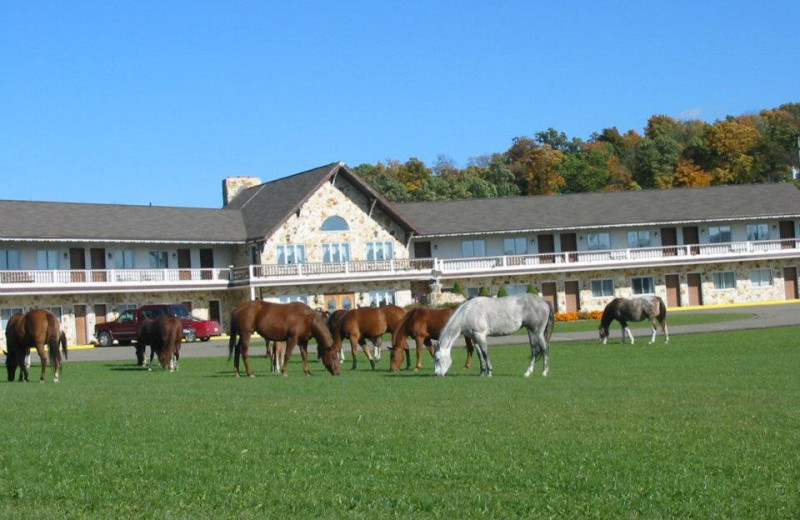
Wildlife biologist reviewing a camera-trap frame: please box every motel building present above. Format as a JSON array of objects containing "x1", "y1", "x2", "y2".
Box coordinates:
[{"x1": 1, "y1": 162, "x2": 800, "y2": 349}]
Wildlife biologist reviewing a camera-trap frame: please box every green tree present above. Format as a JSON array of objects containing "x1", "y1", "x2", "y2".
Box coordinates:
[
  {"x1": 559, "y1": 143, "x2": 613, "y2": 193},
  {"x1": 497, "y1": 285, "x2": 508, "y2": 297},
  {"x1": 633, "y1": 135, "x2": 681, "y2": 188},
  {"x1": 479, "y1": 286, "x2": 491, "y2": 297},
  {"x1": 452, "y1": 281, "x2": 466, "y2": 297},
  {"x1": 526, "y1": 283, "x2": 539, "y2": 295}
]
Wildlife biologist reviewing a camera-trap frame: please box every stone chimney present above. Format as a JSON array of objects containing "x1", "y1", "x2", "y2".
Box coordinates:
[{"x1": 223, "y1": 176, "x2": 262, "y2": 206}]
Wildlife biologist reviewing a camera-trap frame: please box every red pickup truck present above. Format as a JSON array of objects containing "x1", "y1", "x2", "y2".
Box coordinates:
[{"x1": 94, "y1": 303, "x2": 222, "y2": 347}]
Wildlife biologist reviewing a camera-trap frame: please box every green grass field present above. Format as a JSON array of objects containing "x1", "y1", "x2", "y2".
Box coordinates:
[{"x1": 2, "y1": 326, "x2": 798, "y2": 519}]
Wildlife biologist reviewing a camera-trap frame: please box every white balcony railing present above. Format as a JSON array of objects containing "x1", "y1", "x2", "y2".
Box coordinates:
[{"x1": 1, "y1": 238, "x2": 798, "y2": 292}]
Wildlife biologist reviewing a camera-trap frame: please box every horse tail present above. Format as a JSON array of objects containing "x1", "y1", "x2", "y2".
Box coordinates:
[
  {"x1": 227, "y1": 312, "x2": 239, "y2": 361},
  {"x1": 544, "y1": 300, "x2": 555, "y2": 343},
  {"x1": 47, "y1": 315, "x2": 63, "y2": 365},
  {"x1": 655, "y1": 296, "x2": 668, "y2": 324},
  {"x1": 60, "y1": 330, "x2": 68, "y2": 360}
]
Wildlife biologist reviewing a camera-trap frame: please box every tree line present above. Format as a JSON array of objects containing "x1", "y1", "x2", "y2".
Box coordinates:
[{"x1": 354, "y1": 103, "x2": 800, "y2": 202}]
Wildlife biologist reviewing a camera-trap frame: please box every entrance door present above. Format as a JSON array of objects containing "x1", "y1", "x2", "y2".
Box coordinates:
[
  {"x1": 90, "y1": 248, "x2": 107, "y2": 282},
  {"x1": 178, "y1": 249, "x2": 191, "y2": 280},
  {"x1": 560, "y1": 233, "x2": 578, "y2": 262},
  {"x1": 209, "y1": 300, "x2": 222, "y2": 325},
  {"x1": 784, "y1": 267, "x2": 798, "y2": 300},
  {"x1": 324, "y1": 293, "x2": 356, "y2": 313},
  {"x1": 683, "y1": 226, "x2": 700, "y2": 255},
  {"x1": 414, "y1": 241, "x2": 432, "y2": 258},
  {"x1": 200, "y1": 248, "x2": 214, "y2": 279},
  {"x1": 541, "y1": 282, "x2": 557, "y2": 313},
  {"x1": 94, "y1": 304, "x2": 107, "y2": 326},
  {"x1": 74, "y1": 304, "x2": 88, "y2": 345},
  {"x1": 564, "y1": 281, "x2": 580, "y2": 313},
  {"x1": 538, "y1": 234, "x2": 555, "y2": 263},
  {"x1": 687, "y1": 273, "x2": 703, "y2": 306},
  {"x1": 665, "y1": 274, "x2": 681, "y2": 307},
  {"x1": 779, "y1": 221, "x2": 796, "y2": 249},
  {"x1": 70, "y1": 248, "x2": 86, "y2": 282},
  {"x1": 661, "y1": 227, "x2": 678, "y2": 256}
]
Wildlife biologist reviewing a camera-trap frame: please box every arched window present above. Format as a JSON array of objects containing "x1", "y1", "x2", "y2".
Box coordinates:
[{"x1": 321, "y1": 216, "x2": 349, "y2": 232}]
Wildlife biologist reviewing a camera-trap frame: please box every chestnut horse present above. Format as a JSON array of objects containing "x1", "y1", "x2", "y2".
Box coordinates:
[
  {"x1": 135, "y1": 316, "x2": 183, "y2": 371},
  {"x1": 5, "y1": 309, "x2": 67, "y2": 383},
  {"x1": 331, "y1": 305, "x2": 406, "y2": 370},
  {"x1": 228, "y1": 301, "x2": 338, "y2": 377},
  {"x1": 325, "y1": 309, "x2": 349, "y2": 362},
  {"x1": 389, "y1": 306, "x2": 475, "y2": 372}
]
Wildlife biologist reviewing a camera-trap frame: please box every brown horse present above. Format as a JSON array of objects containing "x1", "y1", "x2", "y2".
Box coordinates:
[
  {"x1": 331, "y1": 305, "x2": 406, "y2": 370},
  {"x1": 228, "y1": 300, "x2": 338, "y2": 377},
  {"x1": 5, "y1": 309, "x2": 67, "y2": 383},
  {"x1": 135, "y1": 316, "x2": 183, "y2": 371},
  {"x1": 389, "y1": 306, "x2": 475, "y2": 372}
]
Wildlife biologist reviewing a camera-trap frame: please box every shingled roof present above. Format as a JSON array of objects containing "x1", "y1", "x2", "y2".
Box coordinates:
[
  {"x1": 224, "y1": 162, "x2": 420, "y2": 240},
  {"x1": 0, "y1": 200, "x2": 247, "y2": 243},
  {"x1": 394, "y1": 183, "x2": 800, "y2": 237}
]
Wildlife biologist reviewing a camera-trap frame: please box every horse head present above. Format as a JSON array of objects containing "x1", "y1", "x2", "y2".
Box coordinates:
[
  {"x1": 311, "y1": 312, "x2": 340, "y2": 375},
  {"x1": 598, "y1": 324, "x2": 610, "y2": 344},
  {"x1": 433, "y1": 349, "x2": 452, "y2": 376}
]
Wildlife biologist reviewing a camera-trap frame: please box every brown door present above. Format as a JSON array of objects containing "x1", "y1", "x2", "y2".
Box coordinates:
[
  {"x1": 687, "y1": 273, "x2": 703, "y2": 306},
  {"x1": 178, "y1": 249, "x2": 191, "y2": 280},
  {"x1": 560, "y1": 233, "x2": 578, "y2": 262},
  {"x1": 94, "y1": 304, "x2": 107, "y2": 326},
  {"x1": 209, "y1": 300, "x2": 222, "y2": 324},
  {"x1": 683, "y1": 226, "x2": 699, "y2": 255},
  {"x1": 779, "y1": 221, "x2": 796, "y2": 249},
  {"x1": 564, "y1": 280, "x2": 580, "y2": 313},
  {"x1": 414, "y1": 241, "x2": 432, "y2": 258},
  {"x1": 661, "y1": 227, "x2": 678, "y2": 257},
  {"x1": 538, "y1": 234, "x2": 555, "y2": 263},
  {"x1": 541, "y1": 282, "x2": 557, "y2": 313},
  {"x1": 665, "y1": 274, "x2": 681, "y2": 307},
  {"x1": 784, "y1": 267, "x2": 798, "y2": 300},
  {"x1": 200, "y1": 248, "x2": 214, "y2": 279},
  {"x1": 90, "y1": 248, "x2": 107, "y2": 282},
  {"x1": 74, "y1": 304, "x2": 88, "y2": 345},
  {"x1": 324, "y1": 293, "x2": 356, "y2": 313},
  {"x1": 70, "y1": 248, "x2": 86, "y2": 282}
]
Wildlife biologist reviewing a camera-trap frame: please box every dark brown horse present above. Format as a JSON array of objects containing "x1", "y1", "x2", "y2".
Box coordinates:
[
  {"x1": 228, "y1": 300, "x2": 338, "y2": 377},
  {"x1": 135, "y1": 316, "x2": 183, "y2": 371},
  {"x1": 389, "y1": 306, "x2": 475, "y2": 372},
  {"x1": 331, "y1": 305, "x2": 406, "y2": 370},
  {"x1": 5, "y1": 309, "x2": 67, "y2": 383}
]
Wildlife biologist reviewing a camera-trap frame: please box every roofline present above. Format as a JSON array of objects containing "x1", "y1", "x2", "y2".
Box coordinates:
[{"x1": 0, "y1": 237, "x2": 245, "y2": 245}]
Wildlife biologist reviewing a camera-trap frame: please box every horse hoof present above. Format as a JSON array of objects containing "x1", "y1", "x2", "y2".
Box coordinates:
[{"x1": 248, "y1": 374, "x2": 255, "y2": 378}]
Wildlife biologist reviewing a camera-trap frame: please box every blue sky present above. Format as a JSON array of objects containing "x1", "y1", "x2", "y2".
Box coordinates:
[{"x1": 2, "y1": 1, "x2": 798, "y2": 208}]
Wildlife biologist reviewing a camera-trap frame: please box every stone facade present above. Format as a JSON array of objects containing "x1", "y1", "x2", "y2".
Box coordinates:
[{"x1": 223, "y1": 176, "x2": 262, "y2": 206}]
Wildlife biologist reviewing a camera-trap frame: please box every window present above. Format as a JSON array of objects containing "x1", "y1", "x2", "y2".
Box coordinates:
[
  {"x1": 37, "y1": 250, "x2": 60, "y2": 270},
  {"x1": 747, "y1": 224, "x2": 770, "y2": 241},
  {"x1": 367, "y1": 241, "x2": 394, "y2": 260},
  {"x1": 591, "y1": 279, "x2": 615, "y2": 297},
  {"x1": 368, "y1": 290, "x2": 395, "y2": 307},
  {"x1": 114, "y1": 250, "x2": 135, "y2": 269},
  {"x1": 631, "y1": 276, "x2": 654, "y2": 295},
  {"x1": 627, "y1": 230, "x2": 651, "y2": 248},
  {"x1": 1, "y1": 308, "x2": 24, "y2": 330},
  {"x1": 279, "y1": 294, "x2": 309, "y2": 304},
  {"x1": 506, "y1": 284, "x2": 528, "y2": 296},
  {"x1": 321, "y1": 216, "x2": 349, "y2": 232},
  {"x1": 503, "y1": 237, "x2": 528, "y2": 256},
  {"x1": 117, "y1": 309, "x2": 136, "y2": 323},
  {"x1": 0, "y1": 250, "x2": 21, "y2": 270},
  {"x1": 461, "y1": 240, "x2": 486, "y2": 257},
  {"x1": 587, "y1": 233, "x2": 611, "y2": 251},
  {"x1": 48, "y1": 306, "x2": 63, "y2": 324},
  {"x1": 750, "y1": 269, "x2": 773, "y2": 287},
  {"x1": 117, "y1": 304, "x2": 138, "y2": 315},
  {"x1": 322, "y1": 242, "x2": 350, "y2": 263},
  {"x1": 277, "y1": 244, "x2": 306, "y2": 264},
  {"x1": 149, "y1": 251, "x2": 168, "y2": 268},
  {"x1": 466, "y1": 287, "x2": 481, "y2": 298},
  {"x1": 708, "y1": 226, "x2": 731, "y2": 243},
  {"x1": 712, "y1": 271, "x2": 736, "y2": 290}
]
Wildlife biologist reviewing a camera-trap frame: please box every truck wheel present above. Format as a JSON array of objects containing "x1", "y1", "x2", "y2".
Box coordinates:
[
  {"x1": 184, "y1": 329, "x2": 197, "y2": 343},
  {"x1": 97, "y1": 331, "x2": 112, "y2": 347},
  {"x1": 200, "y1": 337, "x2": 211, "y2": 342}
]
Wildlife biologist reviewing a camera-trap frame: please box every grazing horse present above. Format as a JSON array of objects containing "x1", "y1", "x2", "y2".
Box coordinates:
[
  {"x1": 331, "y1": 305, "x2": 406, "y2": 370},
  {"x1": 135, "y1": 316, "x2": 183, "y2": 371},
  {"x1": 434, "y1": 294, "x2": 555, "y2": 378},
  {"x1": 599, "y1": 296, "x2": 669, "y2": 345},
  {"x1": 5, "y1": 309, "x2": 68, "y2": 383},
  {"x1": 389, "y1": 306, "x2": 475, "y2": 372},
  {"x1": 228, "y1": 300, "x2": 338, "y2": 377}
]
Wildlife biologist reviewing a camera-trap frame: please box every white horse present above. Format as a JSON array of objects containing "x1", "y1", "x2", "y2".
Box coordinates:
[{"x1": 434, "y1": 293, "x2": 555, "y2": 377}]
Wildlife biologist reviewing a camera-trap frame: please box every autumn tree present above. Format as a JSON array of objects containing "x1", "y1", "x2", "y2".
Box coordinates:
[
  {"x1": 705, "y1": 118, "x2": 760, "y2": 184},
  {"x1": 505, "y1": 137, "x2": 565, "y2": 195}
]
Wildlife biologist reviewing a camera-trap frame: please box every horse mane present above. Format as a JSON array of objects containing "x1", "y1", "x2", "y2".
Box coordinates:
[
  {"x1": 437, "y1": 301, "x2": 474, "y2": 354},
  {"x1": 310, "y1": 311, "x2": 334, "y2": 350},
  {"x1": 391, "y1": 308, "x2": 418, "y2": 349},
  {"x1": 599, "y1": 298, "x2": 621, "y2": 329}
]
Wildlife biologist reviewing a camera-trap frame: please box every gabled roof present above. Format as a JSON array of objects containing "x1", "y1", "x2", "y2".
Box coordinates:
[
  {"x1": 0, "y1": 200, "x2": 247, "y2": 243},
  {"x1": 225, "y1": 162, "x2": 420, "y2": 240},
  {"x1": 395, "y1": 183, "x2": 800, "y2": 237}
]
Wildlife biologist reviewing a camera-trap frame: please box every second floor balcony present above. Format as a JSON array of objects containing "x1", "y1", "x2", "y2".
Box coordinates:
[{"x1": 1, "y1": 237, "x2": 798, "y2": 295}]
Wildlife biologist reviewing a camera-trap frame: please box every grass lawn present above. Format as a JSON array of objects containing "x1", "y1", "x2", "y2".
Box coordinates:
[{"x1": 1, "y1": 326, "x2": 798, "y2": 519}]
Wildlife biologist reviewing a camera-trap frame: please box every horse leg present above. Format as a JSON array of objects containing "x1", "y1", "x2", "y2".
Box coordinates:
[
  {"x1": 358, "y1": 336, "x2": 376, "y2": 370},
  {"x1": 648, "y1": 318, "x2": 657, "y2": 344},
  {"x1": 524, "y1": 328, "x2": 549, "y2": 377},
  {"x1": 463, "y1": 337, "x2": 474, "y2": 370},
  {"x1": 241, "y1": 334, "x2": 255, "y2": 378},
  {"x1": 372, "y1": 337, "x2": 382, "y2": 364},
  {"x1": 662, "y1": 320, "x2": 669, "y2": 344},
  {"x1": 297, "y1": 340, "x2": 311, "y2": 376},
  {"x1": 349, "y1": 336, "x2": 359, "y2": 370},
  {"x1": 36, "y1": 345, "x2": 47, "y2": 383},
  {"x1": 281, "y1": 340, "x2": 297, "y2": 377},
  {"x1": 20, "y1": 351, "x2": 30, "y2": 382},
  {"x1": 414, "y1": 337, "x2": 426, "y2": 371}
]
